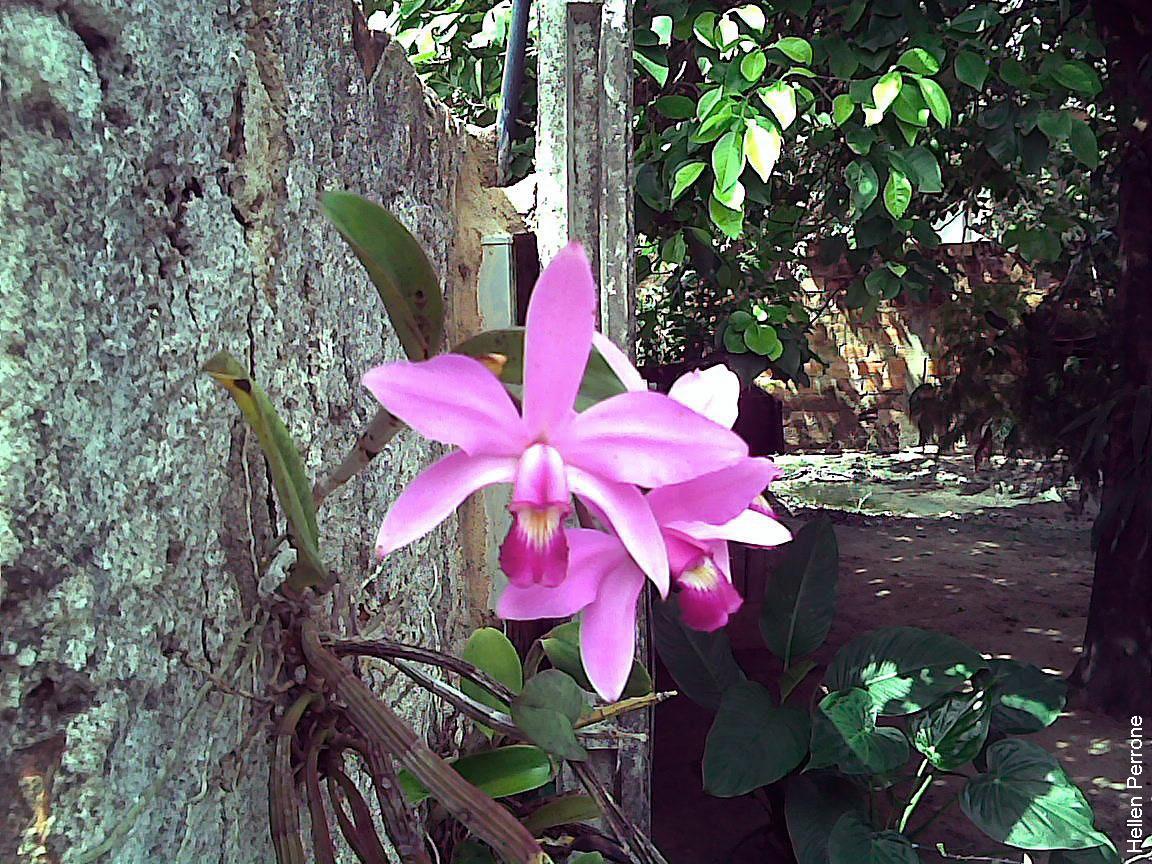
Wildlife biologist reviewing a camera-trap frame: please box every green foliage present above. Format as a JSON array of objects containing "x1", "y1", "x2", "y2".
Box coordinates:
[
  {"x1": 539, "y1": 621, "x2": 654, "y2": 699},
  {"x1": 462, "y1": 627, "x2": 523, "y2": 735},
  {"x1": 398, "y1": 745, "x2": 554, "y2": 805},
  {"x1": 759, "y1": 514, "x2": 839, "y2": 666},
  {"x1": 651, "y1": 515, "x2": 1109, "y2": 861},
  {"x1": 632, "y1": 0, "x2": 1110, "y2": 367},
  {"x1": 203, "y1": 352, "x2": 330, "y2": 592},
  {"x1": 702, "y1": 681, "x2": 810, "y2": 796},
  {"x1": 509, "y1": 670, "x2": 588, "y2": 761}
]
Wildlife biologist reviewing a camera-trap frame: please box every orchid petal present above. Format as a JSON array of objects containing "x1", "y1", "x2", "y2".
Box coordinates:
[
  {"x1": 363, "y1": 355, "x2": 525, "y2": 455},
  {"x1": 668, "y1": 508, "x2": 792, "y2": 548},
  {"x1": 522, "y1": 244, "x2": 598, "y2": 435},
  {"x1": 375, "y1": 452, "x2": 517, "y2": 556},
  {"x1": 581, "y1": 560, "x2": 647, "y2": 700},
  {"x1": 568, "y1": 467, "x2": 670, "y2": 596},
  {"x1": 592, "y1": 331, "x2": 648, "y2": 393},
  {"x1": 559, "y1": 391, "x2": 747, "y2": 487},
  {"x1": 496, "y1": 529, "x2": 623, "y2": 619},
  {"x1": 668, "y1": 364, "x2": 742, "y2": 429},
  {"x1": 647, "y1": 458, "x2": 783, "y2": 527}
]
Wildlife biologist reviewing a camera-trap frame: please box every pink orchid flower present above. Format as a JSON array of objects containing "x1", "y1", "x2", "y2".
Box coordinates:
[
  {"x1": 499, "y1": 363, "x2": 791, "y2": 700},
  {"x1": 362, "y1": 244, "x2": 749, "y2": 594}
]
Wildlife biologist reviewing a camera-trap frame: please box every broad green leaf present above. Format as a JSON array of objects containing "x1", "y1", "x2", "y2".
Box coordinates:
[
  {"x1": 917, "y1": 77, "x2": 950, "y2": 127},
  {"x1": 1053, "y1": 60, "x2": 1102, "y2": 96},
  {"x1": 671, "y1": 161, "x2": 708, "y2": 202},
  {"x1": 828, "y1": 813, "x2": 920, "y2": 864},
  {"x1": 892, "y1": 87, "x2": 929, "y2": 127},
  {"x1": 883, "y1": 169, "x2": 912, "y2": 219},
  {"x1": 691, "y1": 106, "x2": 737, "y2": 143},
  {"x1": 744, "y1": 322, "x2": 782, "y2": 357},
  {"x1": 1050, "y1": 841, "x2": 1122, "y2": 864},
  {"x1": 832, "y1": 94, "x2": 855, "y2": 126},
  {"x1": 910, "y1": 690, "x2": 991, "y2": 771},
  {"x1": 986, "y1": 659, "x2": 1067, "y2": 734},
  {"x1": 780, "y1": 658, "x2": 818, "y2": 702},
  {"x1": 703, "y1": 681, "x2": 810, "y2": 797},
  {"x1": 741, "y1": 51, "x2": 768, "y2": 82},
  {"x1": 872, "y1": 71, "x2": 903, "y2": 113},
  {"x1": 961, "y1": 739, "x2": 1110, "y2": 850},
  {"x1": 635, "y1": 46, "x2": 669, "y2": 85},
  {"x1": 709, "y1": 194, "x2": 744, "y2": 238},
  {"x1": 1000, "y1": 57, "x2": 1031, "y2": 88},
  {"x1": 724, "y1": 325, "x2": 750, "y2": 353},
  {"x1": 863, "y1": 106, "x2": 885, "y2": 127},
  {"x1": 811, "y1": 688, "x2": 910, "y2": 775},
  {"x1": 540, "y1": 621, "x2": 653, "y2": 699},
  {"x1": 728, "y1": 310, "x2": 755, "y2": 331},
  {"x1": 454, "y1": 327, "x2": 626, "y2": 410},
  {"x1": 775, "y1": 36, "x2": 813, "y2": 65},
  {"x1": 1069, "y1": 119, "x2": 1100, "y2": 169},
  {"x1": 715, "y1": 16, "x2": 740, "y2": 49},
  {"x1": 521, "y1": 794, "x2": 601, "y2": 834},
  {"x1": 897, "y1": 48, "x2": 940, "y2": 76},
  {"x1": 827, "y1": 39, "x2": 859, "y2": 78},
  {"x1": 733, "y1": 5, "x2": 766, "y2": 31},
  {"x1": 1038, "y1": 109, "x2": 1073, "y2": 143},
  {"x1": 845, "y1": 159, "x2": 880, "y2": 215},
  {"x1": 759, "y1": 81, "x2": 798, "y2": 130},
  {"x1": 760, "y1": 516, "x2": 839, "y2": 665},
  {"x1": 692, "y1": 11, "x2": 718, "y2": 47},
  {"x1": 323, "y1": 192, "x2": 443, "y2": 360},
  {"x1": 510, "y1": 670, "x2": 587, "y2": 761},
  {"x1": 650, "y1": 15, "x2": 673, "y2": 45},
  {"x1": 905, "y1": 146, "x2": 942, "y2": 193},
  {"x1": 696, "y1": 87, "x2": 725, "y2": 121},
  {"x1": 954, "y1": 50, "x2": 988, "y2": 90},
  {"x1": 745, "y1": 121, "x2": 783, "y2": 182},
  {"x1": 709, "y1": 129, "x2": 746, "y2": 192},
  {"x1": 786, "y1": 773, "x2": 865, "y2": 864},
  {"x1": 399, "y1": 745, "x2": 553, "y2": 805},
  {"x1": 846, "y1": 127, "x2": 876, "y2": 154},
  {"x1": 825, "y1": 627, "x2": 987, "y2": 715},
  {"x1": 204, "y1": 352, "x2": 329, "y2": 592},
  {"x1": 661, "y1": 232, "x2": 687, "y2": 265},
  {"x1": 652, "y1": 601, "x2": 746, "y2": 710},
  {"x1": 654, "y1": 94, "x2": 696, "y2": 119},
  {"x1": 865, "y1": 267, "x2": 901, "y2": 299},
  {"x1": 461, "y1": 627, "x2": 523, "y2": 734},
  {"x1": 569, "y1": 855, "x2": 606, "y2": 864}
]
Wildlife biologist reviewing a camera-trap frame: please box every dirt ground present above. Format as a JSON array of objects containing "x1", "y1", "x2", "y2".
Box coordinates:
[{"x1": 652, "y1": 449, "x2": 1135, "y2": 863}]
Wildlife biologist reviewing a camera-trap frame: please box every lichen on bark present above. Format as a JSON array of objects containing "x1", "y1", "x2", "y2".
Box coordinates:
[{"x1": 0, "y1": 2, "x2": 472, "y2": 860}]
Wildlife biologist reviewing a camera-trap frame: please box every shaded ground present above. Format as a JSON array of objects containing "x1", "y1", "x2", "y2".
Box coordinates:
[{"x1": 652, "y1": 449, "x2": 1133, "y2": 863}]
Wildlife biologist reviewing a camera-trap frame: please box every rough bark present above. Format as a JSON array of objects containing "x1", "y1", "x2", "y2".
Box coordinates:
[
  {"x1": 1075, "y1": 0, "x2": 1152, "y2": 718},
  {"x1": 0, "y1": 1, "x2": 471, "y2": 861}
]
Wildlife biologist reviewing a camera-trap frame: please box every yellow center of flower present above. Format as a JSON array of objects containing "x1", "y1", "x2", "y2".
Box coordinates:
[
  {"x1": 679, "y1": 557, "x2": 721, "y2": 591},
  {"x1": 517, "y1": 506, "x2": 564, "y2": 548}
]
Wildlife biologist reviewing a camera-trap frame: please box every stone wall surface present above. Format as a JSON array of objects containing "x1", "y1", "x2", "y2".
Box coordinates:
[{"x1": 0, "y1": 2, "x2": 472, "y2": 860}]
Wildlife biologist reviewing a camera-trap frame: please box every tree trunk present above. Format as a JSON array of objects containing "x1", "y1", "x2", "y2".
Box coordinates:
[
  {"x1": 0, "y1": 2, "x2": 472, "y2": 860},
  {"x1": 1075, "y1": 0, "x2": 1152, "y2": 718}
]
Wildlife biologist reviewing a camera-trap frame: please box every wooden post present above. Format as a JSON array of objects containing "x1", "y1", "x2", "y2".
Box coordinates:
[{"x1": 536, "y1": 0, "x2": 651, "y2": 832}]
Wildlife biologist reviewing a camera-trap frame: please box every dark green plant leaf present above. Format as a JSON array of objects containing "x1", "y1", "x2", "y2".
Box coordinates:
[
  {"x1": 712, "y1": 131, "x2": 746, "y2": 192},
  {"x1": 741, "y1": 51, "x2": 768, "y2": 82},
  {"x1": 462, "y1": 627, "x2": 523, "y2": 735},
  {"x1": 985, "y1": 659, "x2": 1067, "y2": 734},
  {"x1": 916, "y1": 78, "x2": 950, "y2": 127},
  {"x1": 322, "y1": 191, "x2": 443, "y2": 360},
  {"x1": 826, "y1": 627, "x2": 987, "y2": 715},
  {"x1": 760, "y1": 515, "x2": 839, "y2": 666},
  {"x1": 954, "y1": 50, "x2": 988, "y2": 90},
  {"x1": 570, "y1": 854, "x2": 606, "y2": 864},
  {"x1": 846, "y1": 160, "x2": 881, "y2": 215},
  {"x1": 1069, "y1": 119, "x2": 1100, "y2": 169},
  {"x1": 671, "y1": 161, "x2": 708, "y2": 202},
  {"x1": 883, "y1": 169, "x2": 912, "y2": 219},
  {"x1": 811, "y1": 688, "x2": 910, "y2": 774},
  {"x1": 452, "y1": 840, "x2": 497, "y2": 864},
  {"x1": 709, "y1": 194, "x2": 744, "y2": 239},
  {"x1": 654, "y1": 95, "x2": 696, "y2": 119},
  {"x1": 897, "y1": 48, "x2": 940, "y2": 76},
  {"x1": 454, "y1": 328, "x2": 627, "y2": 410},
  {"x1": 910, "y1": 690, "x2": 991, "y2": 771},
  {"x1": 828, "y1": 812, "x2": 920, "y2": 864},
  {"x1": 521, "y1": 794, "x2": 601, "y2": 835},
  {"x1": 905, "y1": 147, "x2": 942, "y2": 193},
  {"x1": 653, "y1": 600, "x2": 746, "y2": 710},
  {"x1": 510, "y1": 670, "x2": 588, "y2": 761},
  {"x1": 786, "y1": 772, "x2": 866, "y2": 864},
  {"x1": 1053, "y1": 61, "x2": 1102, "y2": 96},
  {"x1": 540, "y1": 621, "x2": 653, "y2": 699},
  {"x1": 1050, "y1": 839, "x2": 1122, "y2": 864},
  {"x1": 775, "y1": 36, "x2": 813, "y2": 64},
  {"x1": 399, "y1": 744, "x2": 554, "y2": 805},
  {"x1": 779, "y1": 658, "x2": 818, "y2": 703},
  {"x1": 703, "y1": 681, "x2": 811, "y2": 796},
  {"x1": 204, "y1": 351, "x2": 329, "y2": 592},
  {"x1": 960, "y1": 739, "x2": 1110, "y2": 850}
]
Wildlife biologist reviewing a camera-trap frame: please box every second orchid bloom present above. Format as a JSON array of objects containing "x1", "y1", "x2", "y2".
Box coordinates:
[{"x1": 363, "y1": 244, "x2": 790, "y2": 701}]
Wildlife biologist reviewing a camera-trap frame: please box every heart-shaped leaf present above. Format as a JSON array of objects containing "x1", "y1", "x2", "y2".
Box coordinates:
[
  {"x1": 760, "y1": 515, "x2": 839, "y2": 666},
  {"x1": 828, "y1": 812, "x2": 920, "y2": 864},
  {"x1": 961, "y1": 739, "x2": 1110, "y2": 850},
  {"x1": 826, "y1": 627, "x2": 987, "y2": 715},
  {"x1": 703, "y1": 681, "x2": 810, "y2": 796},
  {"x1": 810, "y1": 688, "x2": 910, "y2": 775},
  {"x1": 910, "y1": 690, "x2": 991, "y2": 771}
]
